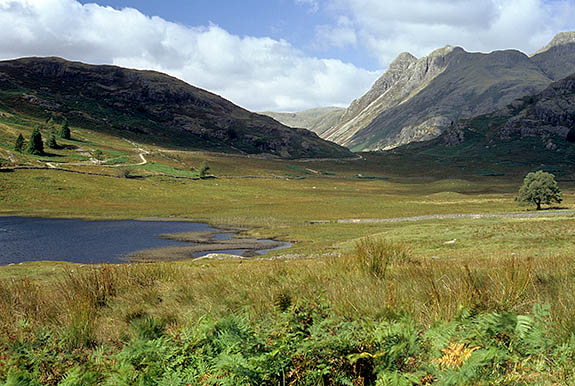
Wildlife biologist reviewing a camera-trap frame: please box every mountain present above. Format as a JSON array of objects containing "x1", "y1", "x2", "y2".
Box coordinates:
[
  {"x1": 321, "y1": 32, "x2": 575, "y2": 152},
  {"x1": 531, "y1": 31, "x2": 575, "y2": 81},
  {"x1": 0, "y1": 57, "x2": 352, "y2": 159},
  {"x1": 261, "y1": 107, "x2": 345, "y2": 136},
  {"x1": 394, "y1": 73, "x2": 575, "y2": 171}
]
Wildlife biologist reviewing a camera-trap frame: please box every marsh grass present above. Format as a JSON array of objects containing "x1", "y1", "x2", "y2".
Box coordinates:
[
  {"x1": 353, "y1": 237, "x2": 412, "y2": 279},
  {"x1": 2, "y1": 245, "x2": 575, "y2": 382}
]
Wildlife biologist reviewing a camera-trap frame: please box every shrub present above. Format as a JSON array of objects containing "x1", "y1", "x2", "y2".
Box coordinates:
[
  {"x1": 117, "y1": 167, "x2": 133, "y2": 179},
  {"x1": 199, "y1": 161, "x2": 210, "y2": 179},
  {"x1": 91, "y1": 150, "x2": 104, "y2": 162}
]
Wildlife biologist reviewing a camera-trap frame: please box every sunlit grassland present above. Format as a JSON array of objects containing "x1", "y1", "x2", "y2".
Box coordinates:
[
  {"x1": 2, "y1": 238, "x2": 575, "y2": 383},
  {"x1": 3, "y1": 114, "x2": 575, "y2": 383}
]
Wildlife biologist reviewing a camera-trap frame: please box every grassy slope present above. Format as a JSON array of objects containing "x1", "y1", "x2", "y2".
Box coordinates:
[{"x1": 0, "y1": 57, "x2": 352, "y2": 159}]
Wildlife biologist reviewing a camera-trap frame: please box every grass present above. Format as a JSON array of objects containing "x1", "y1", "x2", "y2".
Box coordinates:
[
  {"x1": 2, "y1": 243, "x2": 575, "y2": 384},
  {"x1": 2, "y1": 110, "x2": 575, "y2": 383}
]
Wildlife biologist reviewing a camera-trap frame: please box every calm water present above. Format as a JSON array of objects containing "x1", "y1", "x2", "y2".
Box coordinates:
[{"x1": 0, "y1": 217, "x2": 216, "y2": 265}]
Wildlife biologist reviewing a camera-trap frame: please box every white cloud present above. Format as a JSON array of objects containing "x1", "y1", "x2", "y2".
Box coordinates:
[
  {"x1": 327, "y1": 0, "x2": 575, "y2": 65},
  {"x1": 315, "y1": 16, "x2": 357, "y2": 49},
  {"x1": 0, "y1": 0, "x2": 379, "y2": 112}
]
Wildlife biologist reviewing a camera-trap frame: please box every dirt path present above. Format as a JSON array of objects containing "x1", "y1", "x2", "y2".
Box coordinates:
[
  {"x1": 335, "y1": 210, "x2": 575, "y2": 224},
  {"x1": 41, "y1": 140, "x2": 150, "y2": 169}
]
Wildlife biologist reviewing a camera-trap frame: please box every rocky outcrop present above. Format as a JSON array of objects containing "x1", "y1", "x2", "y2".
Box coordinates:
[
  {"x1": 500, "y1": 75, "x2": 575, "y2": 142},
  {"x1": 0, "y1": 57, "x2": 352, "y2": 159}
]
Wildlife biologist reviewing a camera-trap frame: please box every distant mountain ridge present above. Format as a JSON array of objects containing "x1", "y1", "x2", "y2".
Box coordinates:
[
  {"x1": 0, "y1": 57, "x2": 352, "y2": 159},
  {"x1": 261, "y1": 107, "x2": 345, "y2": 137},
  {"x1": 271, "y1": 32, "x2": 575, "y2": 152}
]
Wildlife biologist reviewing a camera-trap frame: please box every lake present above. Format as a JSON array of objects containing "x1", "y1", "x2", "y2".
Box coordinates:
[{"x1": 0, "y1": 216, "x2": 230, "y2": 265}]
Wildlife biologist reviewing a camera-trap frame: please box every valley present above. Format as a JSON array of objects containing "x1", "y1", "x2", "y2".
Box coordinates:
[{"x1": 1, "y1": 36, "x2": 575, "y2": 384}]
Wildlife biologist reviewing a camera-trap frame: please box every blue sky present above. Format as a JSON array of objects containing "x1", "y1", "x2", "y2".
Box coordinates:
[{"x1": 1, "y1": 0, "x2": 574, "y2": 111}]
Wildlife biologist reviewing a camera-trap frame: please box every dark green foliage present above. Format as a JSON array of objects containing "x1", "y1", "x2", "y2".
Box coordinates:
[
  {"x1": 26, "y1": 128, "x2": 43, "y2": 155},
  {"x1": 46, "y1": 132, "x2": 58, "y2": 149},
  {"x1": 1, "y1": 304, "x2": 565, "y2": 385},
  {"x1": 515, "y1": 170, "x2": 562, "y2": 210},
  {"x1": 14, "y1": 133, "x2": 25, "y2": 153},
  {"x1": 59, "y1": 119, "x2": 71, "y2": 140},
  {"x1": 198, "y1": 161, "x2": 210, "y2": 179}
]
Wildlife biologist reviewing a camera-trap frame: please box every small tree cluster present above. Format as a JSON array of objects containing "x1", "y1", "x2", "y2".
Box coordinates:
[{"x1": 516, "y1": 170, "x2": 562, "y2": 210}]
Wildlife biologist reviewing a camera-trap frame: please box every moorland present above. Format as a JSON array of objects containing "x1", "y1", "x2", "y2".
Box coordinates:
[{"x1": 1, "y1": 108, "x2": 575, "y2": 385}]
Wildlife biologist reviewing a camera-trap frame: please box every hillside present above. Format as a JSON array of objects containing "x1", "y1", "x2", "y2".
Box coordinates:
[
  {"x1": 391, "y1": 73, "x2": 575, "y2": 173},
  {"x1": 261, "y1": 107, "x2": 345, "y2": 137},
  {"x1": 0, "y1": 57, "x2": 352, "y2": 159},
  {"x1": 531, "y1": 31, "x2": 575, "y2": 80},
  {"x1": 319, "y1": 32, "x2": 575, "y2": 152}
]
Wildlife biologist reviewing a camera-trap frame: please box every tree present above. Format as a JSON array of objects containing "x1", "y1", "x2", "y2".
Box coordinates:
[
  {"x1": 516, "y1": 170, "x2": 562, "y2": 210},
  {"x1": 199, "y1": 161, "x2": 210, "y2": 179},
  {"x1": 59, "y1": 118, "x2": 71, "y2": 139},
  {"x1": 46, "y1": 132, "x2": 58, "y2": 149},
  {"x1": 14, "y1": 134, "x2": 25, "y2": 152},
  {"x1": 27, "y1": 128, "x2": 44, "y2": 155}
]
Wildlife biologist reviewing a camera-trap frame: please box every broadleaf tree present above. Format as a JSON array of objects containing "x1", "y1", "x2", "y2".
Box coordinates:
[{"x1": 516, "y1": 170, "x2": 562, "y2": 210}]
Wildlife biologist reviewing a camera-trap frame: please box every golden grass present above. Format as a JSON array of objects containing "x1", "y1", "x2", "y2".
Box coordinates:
[{"x1": 2, "y1": 244, "x2": 575, "y2": 351}]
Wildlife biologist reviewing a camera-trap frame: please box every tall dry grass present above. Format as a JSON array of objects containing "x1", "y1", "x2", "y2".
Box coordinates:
[{"x1": 1, "y1": 241, "x2": 575, "y2": 352}]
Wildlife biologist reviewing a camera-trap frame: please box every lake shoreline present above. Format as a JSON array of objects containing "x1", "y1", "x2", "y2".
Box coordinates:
[{"x1": 0, "y1": 216, "x2": 291, "y2": 265}]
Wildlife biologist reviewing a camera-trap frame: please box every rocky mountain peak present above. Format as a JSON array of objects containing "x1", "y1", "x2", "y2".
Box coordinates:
[
  {"x1": 428, "y1": 45, "x2": 460, "y2": 58},
  {"x1": 533, "y1": 31, "x2": 575, "y2": 55},
  {"x1": 389, "y1": 52, "x2": 417, "y2": 70}
]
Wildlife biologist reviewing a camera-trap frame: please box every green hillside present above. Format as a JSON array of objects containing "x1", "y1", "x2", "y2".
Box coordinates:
[{"x1": 0, "y1": 57, "x2": 352, "y2": 159}]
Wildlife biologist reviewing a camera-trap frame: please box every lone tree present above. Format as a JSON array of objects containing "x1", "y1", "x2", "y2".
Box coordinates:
[
  {"x1": 59, "y1": 118, "x2": 71, "y2": 140},
  {"x1": 516, "y1": 170, "x2": 562, "y2": 210},
  {"x1": 27, "y1": 128, "x2": 44, "y2": 155},
  {"x1": 14, "y1": 133, "x2": 25, "y2": 152}
]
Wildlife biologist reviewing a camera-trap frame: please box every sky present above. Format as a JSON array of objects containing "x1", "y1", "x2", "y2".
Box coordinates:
[{"x1": 0, "y1": 0, "x2": 574, "y2": 112}]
